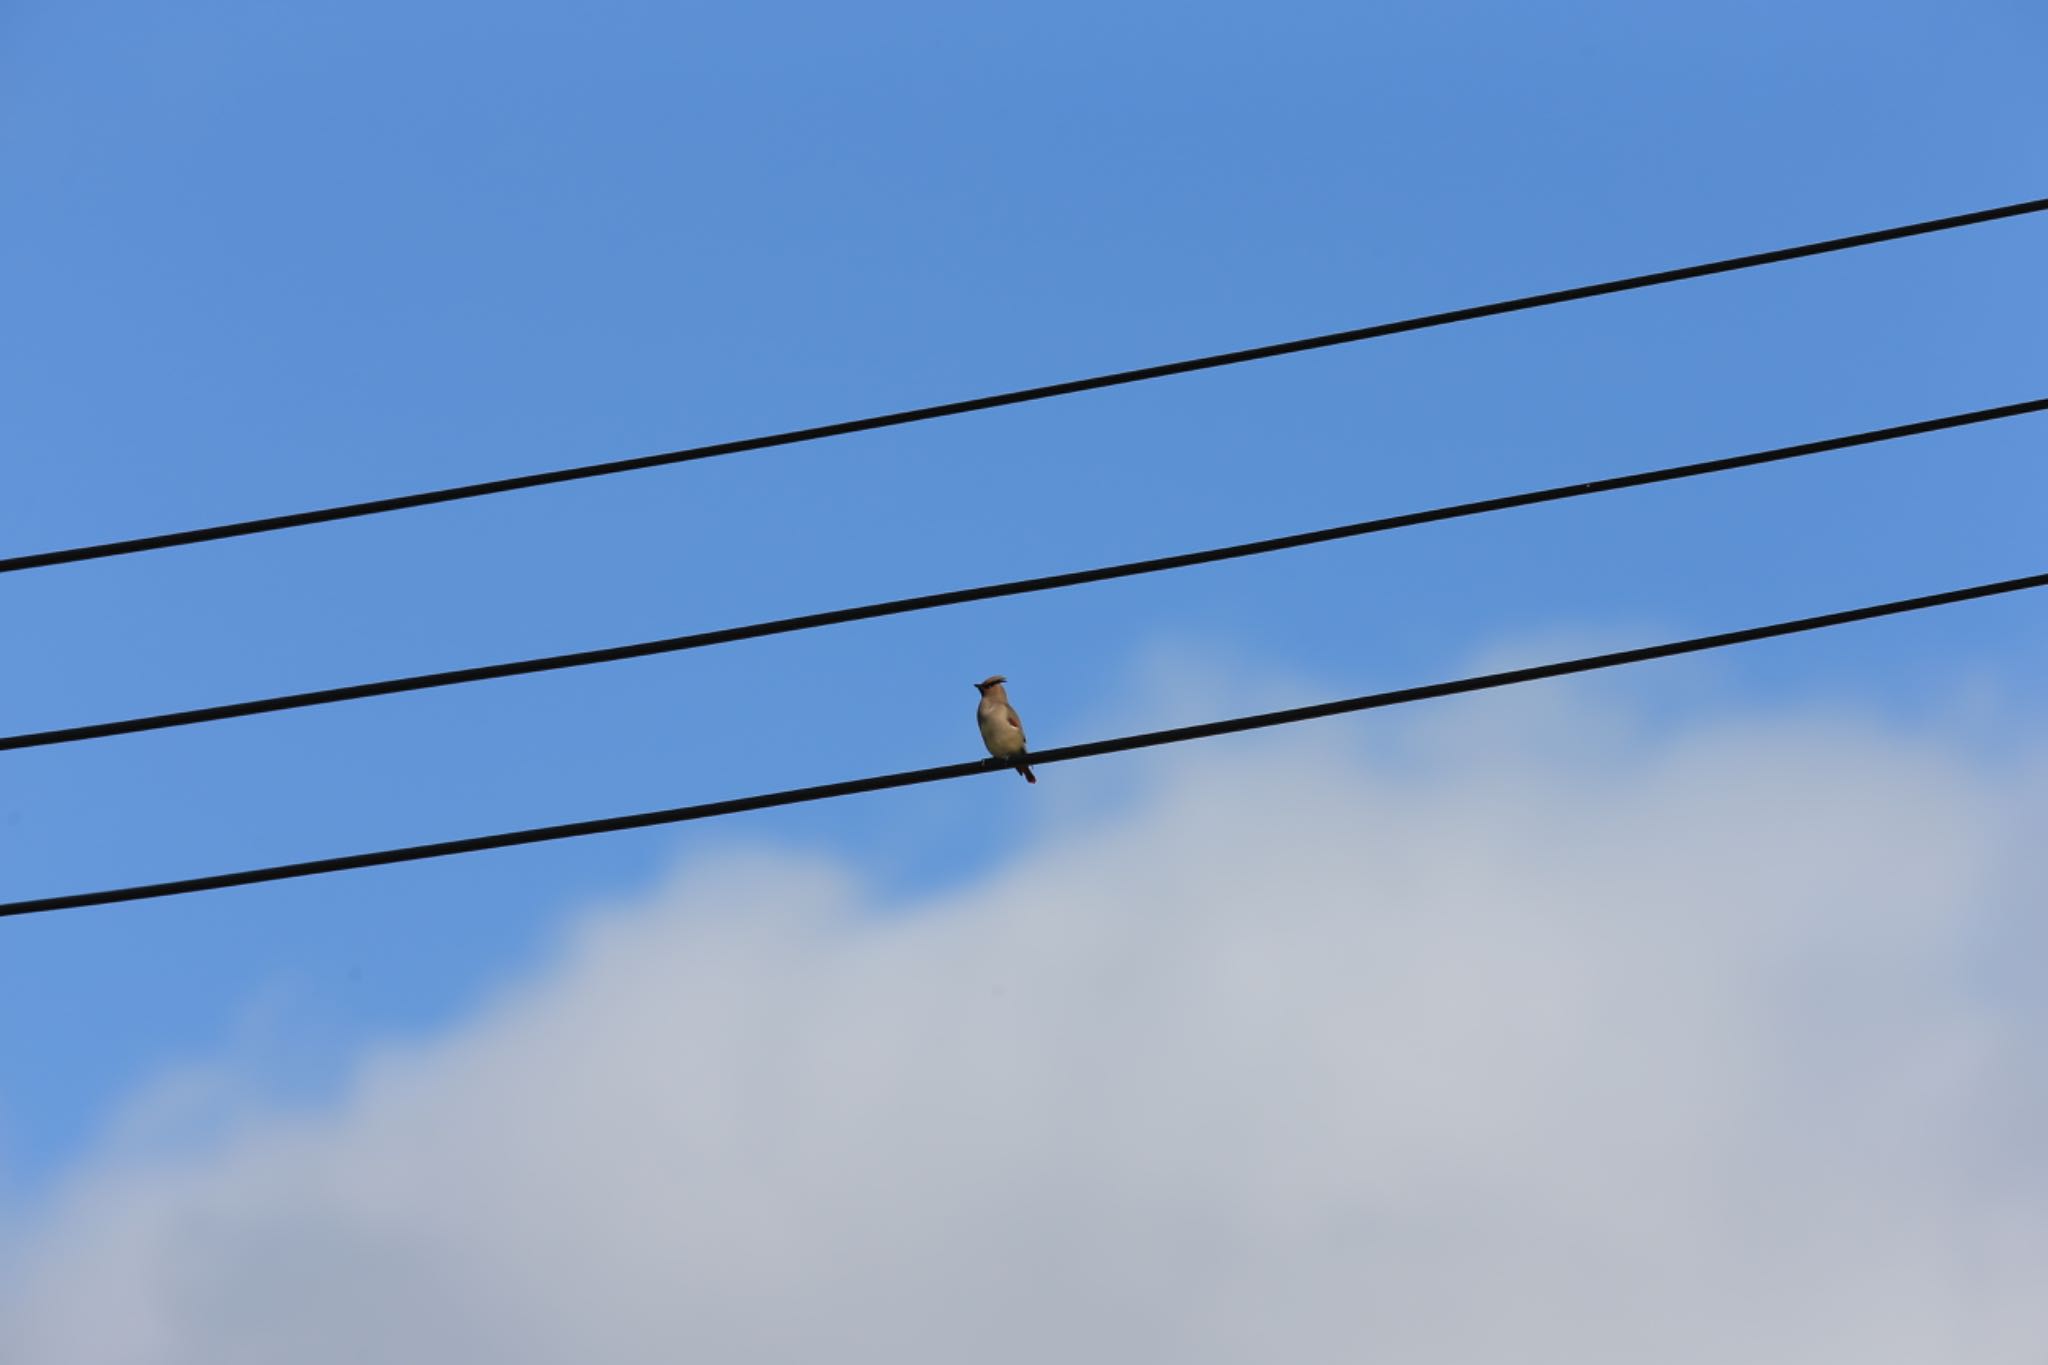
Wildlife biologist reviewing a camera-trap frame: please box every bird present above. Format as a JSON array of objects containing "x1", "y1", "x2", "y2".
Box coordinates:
[{"x1": 974, "y1": 675, "x2": 1036, "y2": 783}]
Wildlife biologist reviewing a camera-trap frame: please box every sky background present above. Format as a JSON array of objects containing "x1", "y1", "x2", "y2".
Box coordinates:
[{"x1": 2, "y1": 1, "x2": 2045, "y2": 1358}]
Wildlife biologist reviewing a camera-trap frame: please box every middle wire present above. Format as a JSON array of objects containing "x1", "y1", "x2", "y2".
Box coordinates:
[{"x1": 4, "y1": 395, "x2": 2041, "y2": 754}]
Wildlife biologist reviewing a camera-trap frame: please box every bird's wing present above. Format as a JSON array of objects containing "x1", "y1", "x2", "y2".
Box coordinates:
[{"x1": 1004, "y1": 706, "x2": 1026, "y2": 744}]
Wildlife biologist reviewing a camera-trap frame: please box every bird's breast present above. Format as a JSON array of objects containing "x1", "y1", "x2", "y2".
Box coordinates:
[{"x1": 977, "y1": 705, "x2": 1025, "y2": 757}]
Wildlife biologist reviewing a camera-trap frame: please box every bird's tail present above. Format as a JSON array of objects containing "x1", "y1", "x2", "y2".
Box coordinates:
[{"x1": 1018, "y1": 761, "x2": 1036, "y2": 784}]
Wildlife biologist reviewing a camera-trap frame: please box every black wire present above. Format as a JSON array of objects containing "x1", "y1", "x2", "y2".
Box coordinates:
[
  {"x1": 5, "y1": 396, "x2": 2038, "y2": 753},
  {"x1": 5, "y1": 568, "x2": 2039, "y2": 917},
  {"x1": 6, "y1": 196, "x2": 2043, "y2": 576}
]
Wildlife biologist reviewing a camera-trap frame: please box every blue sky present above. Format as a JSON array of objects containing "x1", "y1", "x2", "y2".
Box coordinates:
[{"x1": 3, "y1": 0, "x2": 2045, "y2": 1223}]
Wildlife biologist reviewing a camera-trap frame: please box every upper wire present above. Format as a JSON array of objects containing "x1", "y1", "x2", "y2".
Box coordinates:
[{"x1": 6, "y1": 195, "x2": 2042, "y2": 575}]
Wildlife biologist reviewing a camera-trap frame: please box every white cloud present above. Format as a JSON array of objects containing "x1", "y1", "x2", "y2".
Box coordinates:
[{"x1": 3, "y1": 697, "x2": 2044, "y2": 1363}]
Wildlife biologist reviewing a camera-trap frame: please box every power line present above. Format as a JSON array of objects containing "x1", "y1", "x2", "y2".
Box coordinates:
[
  {"x1": 7, "y1": 396, "x2": 2039, "y2": 753},
  {"x1": 7, "y1": 196, "x2": 2043, "y2": 577},
  {"x1": 5, "y1": 568, "x2": 2039, "y2": 918}
]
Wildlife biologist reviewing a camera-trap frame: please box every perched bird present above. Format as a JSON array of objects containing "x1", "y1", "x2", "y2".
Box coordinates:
[{"x1": 974, "y1": 675, "x2": 1036, "y2": 783}]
